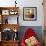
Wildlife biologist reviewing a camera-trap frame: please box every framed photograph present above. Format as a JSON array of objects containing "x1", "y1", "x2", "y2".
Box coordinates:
[
  {"x1": 2, "y1": 10, "x2": 9, "y2": 15},
  {"x1": 23, "y1": 7, "x2": 37, "y2": 21},
  {"x1": 9, "y1": 10, "x2": 15, "y2": 15},
  {"x1": 9, "y1": 10, "x2": 18, "y2": 15}
]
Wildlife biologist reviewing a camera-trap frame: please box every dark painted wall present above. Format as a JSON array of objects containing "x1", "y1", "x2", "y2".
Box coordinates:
[{"x1": 18, "y1": 26, "x2": 44, "y2": 44}]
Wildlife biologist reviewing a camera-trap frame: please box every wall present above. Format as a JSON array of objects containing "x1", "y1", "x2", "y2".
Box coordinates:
[
  {"x1": 0, "y1": 0, "x2": 44, "y2": 26},
  {"x1": 18, "y1": 26, "x2": 44, "y2": 44},
  {"x1": 18, "y1": 0, "x2": 44, "y2": 26}
]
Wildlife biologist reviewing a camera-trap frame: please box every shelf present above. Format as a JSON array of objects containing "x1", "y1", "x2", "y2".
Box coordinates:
[
  {"x1": 0, "y1": 7, "x2": 19, "y2": 46},
  {"x1": 0, "y1": 7, "x2": 19, "y2": 16},
  {"x1": 2, "y1": 41, "x2": 19, "y2": 46},
  {"x1": 0, "y1": 7, "x2": 19, "y2": 24},
  {"x1": 2, "y1": 40, "x2": 19, "y2": 43},
  {"x1": 0, "y1": 40, "x2": 19, "y2": 46},
  {"x1": 0, "y1": 24, "x2": 20, "y2": 31}
]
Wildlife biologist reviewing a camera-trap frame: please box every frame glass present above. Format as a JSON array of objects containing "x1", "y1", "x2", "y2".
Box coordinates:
[{"x1": 2, "y1": 16, "x2": 18, "y2": 24}]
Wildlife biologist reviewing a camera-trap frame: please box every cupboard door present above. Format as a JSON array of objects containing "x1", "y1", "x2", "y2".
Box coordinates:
[{"x1": 0, "y1": 15, "x2": 1, "y2": 24}]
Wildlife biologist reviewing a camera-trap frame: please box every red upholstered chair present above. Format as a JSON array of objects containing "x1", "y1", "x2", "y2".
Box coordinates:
[{"x1": 21, "y1": 28, "x2": 41, "y2": 46}]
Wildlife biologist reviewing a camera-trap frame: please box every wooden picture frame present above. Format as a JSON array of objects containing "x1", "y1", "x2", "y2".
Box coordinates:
[{"x1": 23, "y1": 7, "x2": 37, "y2": 21}]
